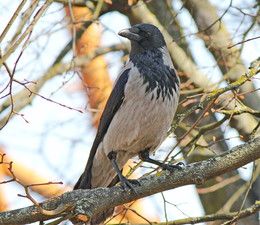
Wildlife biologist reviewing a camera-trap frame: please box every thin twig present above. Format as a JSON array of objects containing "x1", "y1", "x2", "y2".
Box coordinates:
[
  {"x1": 0, "y1": 155, "x2": 70, "y2": 216},
  {"x1": 0, "y1": 0, "x2": 28, "y2": 43},
  {"x1": 227, "y1": 36, "x2": 260, "y2": 49},
  {"x1": 0, "y1": 0, "x2": 53, "y2": 66}
]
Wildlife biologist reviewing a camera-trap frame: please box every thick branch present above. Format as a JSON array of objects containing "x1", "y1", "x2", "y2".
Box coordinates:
[{"x1": 0, "y1": 137, "x2": 259, "y2": 225}]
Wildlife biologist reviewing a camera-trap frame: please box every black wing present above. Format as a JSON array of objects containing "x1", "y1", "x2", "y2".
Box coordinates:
[{"x1": 74, "y1": 68, "x2": 131, "y2": 189}]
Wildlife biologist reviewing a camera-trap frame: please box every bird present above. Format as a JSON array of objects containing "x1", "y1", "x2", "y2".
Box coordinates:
[{"x1": 73, "y1": 23, "x2": 181, "y2": 225}]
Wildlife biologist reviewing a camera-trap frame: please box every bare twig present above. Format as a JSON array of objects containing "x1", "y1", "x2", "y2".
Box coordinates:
[
  {"x1": 4, "y1": 0, "x2": 40, "y2": 51},
  {"x1": 154, "y1": 202, "x2": 260, "y2": 225},
  {"x1": 223, "y1": 161, "x2": 256, "y2": 225},
  {"x1": 13, "y1": 79, "x2": 84, "y2": 113},
  {"x1": 0, "y1": 0, "x2": 53, "y2": 66},
  {"x1": 227, "y1": 36, "x2": 260, "y2": 49},
  {"x1": 197, "y1": 174, "x2": 241, "y2": 194},
  {"x1": 218, "y1": 162, "x2": 260, "y2": 213},
  {"x1": 123, "y1": 206, "x2": 153, "y2": 225},
  {"x1": 164, "y1": 62, "x2": 259, "y2": 162},
  {"x1": 0, "y1": 154, "x2": 69, "y2": 216},
  {"x1": 0, "y1": 0, "x2": 28, "y2": 43},
  {"x1": 0, "y1": 42, "x2": 125, "y2": 128}
]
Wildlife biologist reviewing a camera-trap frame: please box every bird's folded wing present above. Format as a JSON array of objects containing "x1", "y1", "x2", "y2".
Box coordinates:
[{"x1": 74, "y1": 68, "x2": 131, "y2": 189}]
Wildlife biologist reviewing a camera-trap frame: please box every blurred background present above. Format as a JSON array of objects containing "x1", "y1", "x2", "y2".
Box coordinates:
[{"x1": 0, "y1": 0, "x2": 259, "y2": 224}]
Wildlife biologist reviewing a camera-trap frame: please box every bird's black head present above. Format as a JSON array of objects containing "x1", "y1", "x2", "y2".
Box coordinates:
[{"x1": 118, "y1": 24, "x2": 166, "y2": 54}]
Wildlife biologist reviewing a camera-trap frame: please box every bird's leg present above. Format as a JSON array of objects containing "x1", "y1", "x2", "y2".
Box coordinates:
[
  {"x1": 107, "y1": 151, "x2": 138, "y2": 193},
  {"x1": 139, "y1": 148, "x2": 183, "y2": 172}
]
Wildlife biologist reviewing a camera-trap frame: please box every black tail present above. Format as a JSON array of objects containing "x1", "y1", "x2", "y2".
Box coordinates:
[
  {"x1": 90, "y1": 208, "x2": 115, "y2": 225},
  {"x1": 73, "y1": 174, "x2": 83, "y2": 190}
]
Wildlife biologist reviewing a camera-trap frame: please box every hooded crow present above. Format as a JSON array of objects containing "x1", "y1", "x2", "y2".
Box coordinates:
[{"x1": 73, "y1": 23, "x2": 180, "y2": 224}]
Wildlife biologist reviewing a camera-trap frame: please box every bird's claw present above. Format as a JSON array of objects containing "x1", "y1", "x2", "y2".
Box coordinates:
[
  {"x1": 162, "y1": 162, "x2": 184, "y2": 172},
  {"x1": 120, "y1": 177, "x2": 140, "y2": 195}
]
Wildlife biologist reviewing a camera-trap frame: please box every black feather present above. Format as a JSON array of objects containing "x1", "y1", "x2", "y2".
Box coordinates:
[
  {"x1": 130, "y1": 48, "x2": 179, "y2": 101},
  {"x1": 74, "y1": 69, "x2": 130, "y2": 189}
]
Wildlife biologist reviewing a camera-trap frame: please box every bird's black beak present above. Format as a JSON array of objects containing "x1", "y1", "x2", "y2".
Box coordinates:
[{"x1": 118, "y1": 27, "x2": 142, "y2": 41}]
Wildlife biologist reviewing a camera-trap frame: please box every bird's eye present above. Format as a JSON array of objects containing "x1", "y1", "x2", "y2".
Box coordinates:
[{"x1": 145, "y1": 32, "x2": 151, "y2": 38}]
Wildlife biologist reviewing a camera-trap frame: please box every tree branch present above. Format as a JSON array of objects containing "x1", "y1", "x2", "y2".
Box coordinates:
[
  {"x1": 0, "y1": 43, "x2": 126, "y2": 128},
  {"x1": 0, "y1": 137, "x2": 259, "y2": 225},
  {"x1": 126, "y1": 202, "x2": 260, "y2": 225},
  {"x1": 0, "y1": 0, "x2": 53, "y2": 67}
]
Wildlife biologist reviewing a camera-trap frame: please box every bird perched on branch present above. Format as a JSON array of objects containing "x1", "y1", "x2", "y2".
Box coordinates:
[{"x1": 73, "y1": 23, "x2": 181, "y2": 224}]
